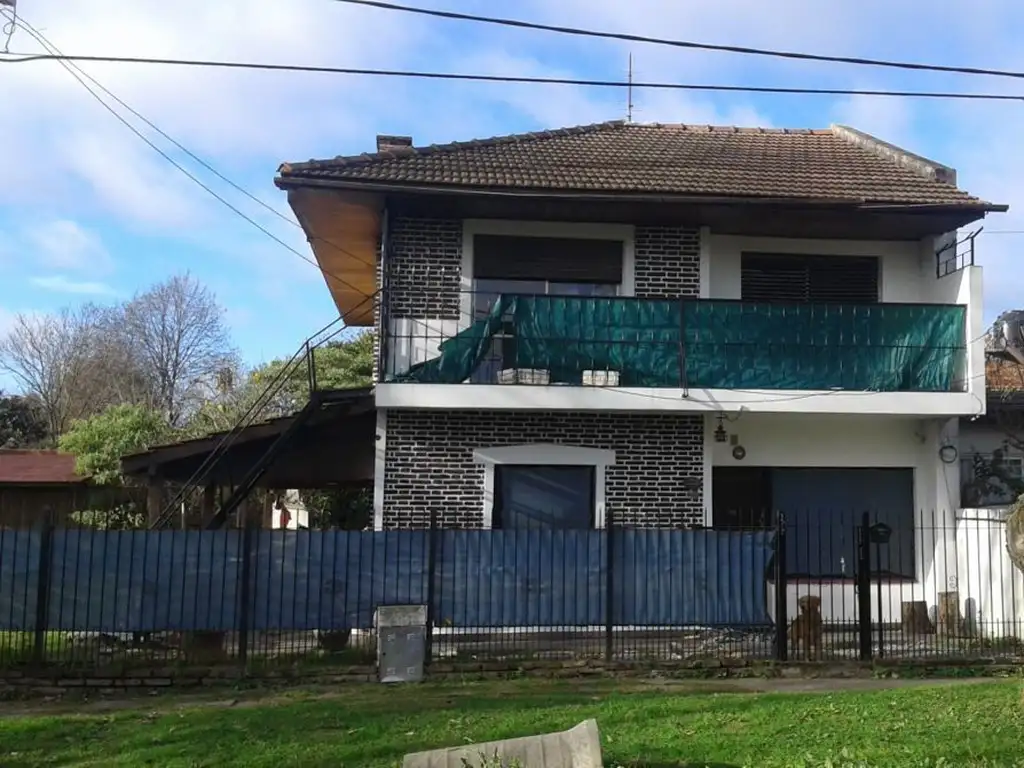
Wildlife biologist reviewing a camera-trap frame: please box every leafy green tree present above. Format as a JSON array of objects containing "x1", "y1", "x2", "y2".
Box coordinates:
[
  {"x1": 58, "y1": 404, "x2": 170, "y2": 530},
  {"x1": 182, "y1": 331, "x2": 374, "y2": 439},
  {"x1": 0, "y1": 391, "x2": 49, "y2": 448},
  {"x1": 59, "y1": 404, "x2": 170, "y2": 486},
  {"x1": 306, "y1": 331, "x2": 374, "y2": 390},
  {"x1": 250, "y1": 331, "x2": 373, "y2": 406},
  {"x1": 300, "y1": 486, "x2": 372, "y2": 530}
]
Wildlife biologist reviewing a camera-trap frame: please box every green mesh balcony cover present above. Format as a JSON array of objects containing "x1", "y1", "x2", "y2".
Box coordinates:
[{"x1": 396, "y1": 296, "x2": 966, "y2": 392}]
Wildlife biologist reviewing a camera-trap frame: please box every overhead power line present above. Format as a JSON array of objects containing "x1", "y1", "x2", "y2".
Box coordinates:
[
  {"x1": 334, "y1": 0, "x2": 1024, "y2": 83},
  {"x1": 1, "y1": 13, "x2": 379, "y2": 291},
  {"x1": 3, "y1": 52, "x2": 1024, "y2": 102}
]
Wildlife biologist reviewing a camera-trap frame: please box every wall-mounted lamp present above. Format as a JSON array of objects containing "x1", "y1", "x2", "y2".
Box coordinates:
[
  {"x1": 939, "y1": 444, "x2": 959, "y2": 464},
  {"x1": 714, "y1": 414, "x2": 728, "y2": 443}
]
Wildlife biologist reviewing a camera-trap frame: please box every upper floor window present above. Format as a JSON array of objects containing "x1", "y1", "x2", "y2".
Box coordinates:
[
  {"x1": 472, "y1": 235, "x2": 622, "y2": 316},
  {"x1": 741, "y1": 253, "x2": 879, "y2": 304}
]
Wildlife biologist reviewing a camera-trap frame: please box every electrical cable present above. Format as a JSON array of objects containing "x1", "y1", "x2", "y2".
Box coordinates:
[
  {"x1": 3, "y1": 15, "x2": 999, "y2": 423},
  {"x1": 3, "y1": 51, "x2": 1024, "y2": 102},
  {"x1": 333, "y1": 0, "x2": 1024, "y2": 83},
  {"x1": 2, "y1": 13, "x2": 380, "y2": 286},
  {"x1": 0, "y1": 0, "x2": 15, "y2": 54},
  {"x1": 150, "y1": 291, "x2": 379, "y2": 528}
]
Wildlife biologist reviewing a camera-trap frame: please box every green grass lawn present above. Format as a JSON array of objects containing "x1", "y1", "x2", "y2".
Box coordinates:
[{"x1": 0, "y1": 678, "x2": 1021, "y2": 767}]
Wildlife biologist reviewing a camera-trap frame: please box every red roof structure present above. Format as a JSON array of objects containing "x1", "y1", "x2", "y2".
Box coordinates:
[
  {"x1": 279, "y1": 122, "x2": 1002, "y2": 209},
  {"x1": 0, "y1": 450, "x2": 85, "y2": 485}
]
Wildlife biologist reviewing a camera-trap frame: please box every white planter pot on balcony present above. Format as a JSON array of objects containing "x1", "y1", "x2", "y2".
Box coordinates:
[
  {"x1": 583, "y1": 370, "x2": 620, "y2": 387},
  {"x1": 497, "y1": 368, "x2": 550, "y2": 385}
]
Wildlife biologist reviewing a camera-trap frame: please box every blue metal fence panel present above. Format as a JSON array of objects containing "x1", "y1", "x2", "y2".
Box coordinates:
[
  {"x1": 614, "y1": 530, "x2": 775, "y2": 627},
  {"x1": 433, "y1": 529, "x2": 606, "y2": 628},
  {"x1": 0, "y1": 529, "x2": 40, "y2": 631},
  {"x1": 248, "y1": 530, "x2": 431, "y2": 631},
  {"x1": 1, "y1": 527, "x2": 775, "y2": 632},
  {"x1": 47, "y1": 530, "x2": 242, "y2": 632}
]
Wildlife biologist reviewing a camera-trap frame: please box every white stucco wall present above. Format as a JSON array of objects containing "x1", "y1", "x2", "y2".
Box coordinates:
[
  {"x1": 706, "y1": 413, "x2": 964, "y2": 625},
  {"x1": 706, "y1": 235, "x2": 924, "y2": 302},
  {"x1": 956, "y1": 508, "x2": 1024, "y2": 637}
]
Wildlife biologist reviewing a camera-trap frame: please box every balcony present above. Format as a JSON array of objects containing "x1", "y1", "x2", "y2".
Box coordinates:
[{"x1": 381, "y1": 294, "x2": 967, "y2": 394}]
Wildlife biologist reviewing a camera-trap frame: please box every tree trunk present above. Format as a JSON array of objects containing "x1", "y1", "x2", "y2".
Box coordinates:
[
  {"x1": 901, "y1": 601, "x2": 934, "y2": 636},
  {"x1": 938, "y1": 591, "x2": 963, "y2": 636}
]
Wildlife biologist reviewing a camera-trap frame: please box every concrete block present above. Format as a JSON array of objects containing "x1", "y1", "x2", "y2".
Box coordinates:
[{"x1": 402, "y1": 718, "x2": 602, "y2": 768}]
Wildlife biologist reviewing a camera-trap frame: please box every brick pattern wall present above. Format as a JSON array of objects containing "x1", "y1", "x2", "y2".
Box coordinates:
[
  {"x1": 634, "y1": 226, "x2": 701, "y2": 298},
  {"x1": 386, "y1": 217, "x2": 462, "y2": 319},
  {"x1": 383, "y1": 410, "x2": 704, "y2": 529}
]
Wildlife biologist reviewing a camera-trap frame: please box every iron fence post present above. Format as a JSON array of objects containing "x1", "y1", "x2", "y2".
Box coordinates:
[
  {"x1": 424, "y1": 507, "x2": 438, "y2": 667},
  {"x1": 604, "y1": 505, "x2": 615, "y2": 663},
  {"x1": 774, "y1": 513, "x2": 788, "y2": 661},
  {"x1": 875, "y1": 539, "x2": 885, "y2": 659},
  {"x1": 856, "y1": 512, "x2": 872, "y2": 661},
  {"x1": 32, "y1": 522, "x2": 54, "y2": 666},
  {"x1": 237, "y1": 522, "x2": 254, "y2": 666}
]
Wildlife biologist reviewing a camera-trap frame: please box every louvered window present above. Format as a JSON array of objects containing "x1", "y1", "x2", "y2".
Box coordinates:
[
  {"x1": 741, "y1": 253, "x2": 879, "y2": 304},
  {"x1": 473, "y1": 235, "x2": 623, "y2": 284}
]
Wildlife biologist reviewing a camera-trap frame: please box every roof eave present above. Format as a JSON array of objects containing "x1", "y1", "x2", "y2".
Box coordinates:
[
  {"x1": 276, "y1": 176, "x2": 870, "y2": 207},
  {"x1": 861, "y1": 201, "x2": 1009, "y2": 214},
  {"x1": 275, "y1": 176, "x2": 1006, "y2": 213}
]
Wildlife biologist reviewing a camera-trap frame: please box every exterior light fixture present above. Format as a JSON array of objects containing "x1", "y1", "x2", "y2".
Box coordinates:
[{"x1": 714, "y1": 414, "x2": 728, "y2": 443}]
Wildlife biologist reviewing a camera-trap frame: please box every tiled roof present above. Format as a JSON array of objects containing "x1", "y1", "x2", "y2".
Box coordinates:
[
  {"x1": 278, "y1": 121, "x2": 1000, "y2": 208},
  {"x1": 0, "y1": 450, "x2": 84, "y2": 485},
  {"x1": 987, "y1": 358, "x2": 1024, "y2": 392}
]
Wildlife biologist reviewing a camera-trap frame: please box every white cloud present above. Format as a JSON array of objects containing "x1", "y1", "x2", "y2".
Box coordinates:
[
  {"x1": 30, "y1": 275, "x2": 116, "y2": 295},
  {"x1": 0, "y1": 0, "x2": 427, "y2": 227},
  {"x1": 2, "y1": 0, "x2": 1023, "y2": 328},
  {"x1": 26, "y1": 220, "x2": 113, "y2": 272}
]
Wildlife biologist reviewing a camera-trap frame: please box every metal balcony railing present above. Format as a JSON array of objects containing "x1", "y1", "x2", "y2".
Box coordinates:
[{"x1": 381, "y1": 293, "x2": 968, "y2": 393}]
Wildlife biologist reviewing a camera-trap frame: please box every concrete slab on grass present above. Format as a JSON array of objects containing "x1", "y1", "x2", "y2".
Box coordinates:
[{"x1": 402, "y1": 718, "x2": 603, "y2": 768}]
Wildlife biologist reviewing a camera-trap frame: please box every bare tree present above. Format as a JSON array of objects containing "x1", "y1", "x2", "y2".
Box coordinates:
[
  {"x1": 0, "y1": 308, "x2": 102, "y2": 440},
  {"x1": 122, "y1": 273, "x2": 237, "y2": 426}
]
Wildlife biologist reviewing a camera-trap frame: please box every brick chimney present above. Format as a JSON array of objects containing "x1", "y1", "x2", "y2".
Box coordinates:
[{"x1": 376, "y1": 135, "x2": 413, "y2": 153}]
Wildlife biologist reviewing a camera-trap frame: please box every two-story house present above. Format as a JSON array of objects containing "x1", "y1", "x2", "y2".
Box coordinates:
[{"x1": 277, "y1": 121, "x2": 1006, "y2": 623}]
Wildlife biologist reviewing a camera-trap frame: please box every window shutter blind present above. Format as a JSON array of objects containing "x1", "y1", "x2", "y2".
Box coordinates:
[
  {"x1": 741, "y1": 254, "x2": 878, "y2": 303},
  {"x1": 474, "y1": 235, "x2": 623, "y2": 283}
]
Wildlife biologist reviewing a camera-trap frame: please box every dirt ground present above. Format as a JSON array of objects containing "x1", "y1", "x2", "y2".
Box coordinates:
[{"x1": 0, "y1": 674, "x2": 1009, "y2": 719}]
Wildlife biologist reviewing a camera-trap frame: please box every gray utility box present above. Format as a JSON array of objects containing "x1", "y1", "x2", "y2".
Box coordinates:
[{"x1": 376, "y1": 604, "x2": 427, "y2": 684}]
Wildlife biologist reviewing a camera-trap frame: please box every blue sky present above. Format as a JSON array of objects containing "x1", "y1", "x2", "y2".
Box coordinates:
[{"x1": 2, "y1": 0, "x2": 1023, "y2": 393}]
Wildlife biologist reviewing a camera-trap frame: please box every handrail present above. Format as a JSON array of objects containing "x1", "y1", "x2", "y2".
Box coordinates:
[{"x1": 149, "y1": 292, "x2": 378, "y2": 529}]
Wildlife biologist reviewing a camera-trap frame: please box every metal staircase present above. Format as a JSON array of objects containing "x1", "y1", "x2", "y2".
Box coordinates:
[{"x1": 148, "y1": 316, "x2": 356, "y2": 531}]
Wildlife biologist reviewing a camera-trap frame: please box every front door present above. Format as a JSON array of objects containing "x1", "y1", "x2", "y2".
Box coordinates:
[{"x1": 711, "y1": 467, "x2": 773, "y2": 528}]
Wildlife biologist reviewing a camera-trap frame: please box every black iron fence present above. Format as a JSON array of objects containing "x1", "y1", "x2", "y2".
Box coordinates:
[
  {"x1": 380, "y1": 292, "x2": 968, "y2": 393},
  {"x1": 0, "y1": 508, "x2": 1021, "y2": 672}
]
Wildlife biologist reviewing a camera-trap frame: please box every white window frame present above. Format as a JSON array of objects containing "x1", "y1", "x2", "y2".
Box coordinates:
[{"x1": 472, "y1": 443, "x2": 616, "y2": 529}]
